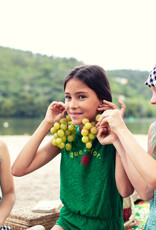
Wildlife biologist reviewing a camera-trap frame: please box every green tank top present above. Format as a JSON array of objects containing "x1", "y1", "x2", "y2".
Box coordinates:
[{"x1": 60, "y1": 126, "x2": 124, "y2": 229}]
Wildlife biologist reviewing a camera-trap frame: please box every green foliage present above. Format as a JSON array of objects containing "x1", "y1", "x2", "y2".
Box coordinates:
[
  {"x1": 0, "y1": 46, "x2": 153, "y2": 118},
  {"x1": 0, "y1": 46, "x2": 83, "y2": 117},
  {"x1": 107, "y1": 69, "x2": 153, "y2": 118}
]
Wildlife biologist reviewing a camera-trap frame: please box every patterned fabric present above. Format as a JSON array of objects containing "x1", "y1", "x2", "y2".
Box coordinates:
[
  {"x1": 143, "y1": 121, "x2": 156, "y2": 229},
  {"x1": 0, "y1": 226, "x2": 11, "y2": 230},
  {"x1": 133, "y1": 201, "x2": 150, "y2": 230},
  {"x1": 145, "y1": 65, "x2": 156, "y2": 87},
  {"x1": 126, "y1": 201, "x2": 149, "y2": 230}
]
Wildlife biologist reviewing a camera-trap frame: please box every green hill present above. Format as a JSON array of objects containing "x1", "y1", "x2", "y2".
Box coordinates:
[{"x1": 0, "y1": 46, "x2": 153, "y2": 118}]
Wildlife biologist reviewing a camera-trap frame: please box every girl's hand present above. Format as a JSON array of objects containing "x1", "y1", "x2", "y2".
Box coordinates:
[
  {"x1": 97, "y1": 109, "x2": 126, "y2": 134},
  {"x1": 97, "y1": 125, "x2": 118, "y2": 145},
  {"x1": 98, "y1": 100, "x2": 126, "y2": 118},
  {"x1": 45, "y1": 101, "x2": 65, "y2": 125},
  {"x1": 96, "y1": 100, "x2": 126, "y2": 144}
]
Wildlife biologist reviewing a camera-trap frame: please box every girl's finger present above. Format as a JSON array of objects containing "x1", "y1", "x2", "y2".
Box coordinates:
[{"x1": 118, "y1": 100, "x2": 126, "y2": 117}]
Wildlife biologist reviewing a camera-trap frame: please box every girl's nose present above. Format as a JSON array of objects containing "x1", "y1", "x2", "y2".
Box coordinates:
[
  {"x1": 150, "y1": 94, "x2": 156, "y2": 104},
  {"x1": 70, "y1": 99, "x2": 78, "y2": 108}
]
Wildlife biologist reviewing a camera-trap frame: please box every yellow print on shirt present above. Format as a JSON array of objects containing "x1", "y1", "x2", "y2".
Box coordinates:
[{"x1": 70, "y1": 148, "x2": 101, "y2": 159}]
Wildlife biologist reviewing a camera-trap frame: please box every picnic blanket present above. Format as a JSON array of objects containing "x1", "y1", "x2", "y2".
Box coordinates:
[{"x1": 127, "y1": 201, "x2": 150, "y2": 230}]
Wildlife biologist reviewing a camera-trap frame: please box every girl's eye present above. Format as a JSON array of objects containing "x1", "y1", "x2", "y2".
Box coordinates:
[
  {"x1": 65, "y1": 95, "x2": 71, "y2": 100},
  {"x1": 79, "y1": 95, "x2": 86, "y2": 99}
]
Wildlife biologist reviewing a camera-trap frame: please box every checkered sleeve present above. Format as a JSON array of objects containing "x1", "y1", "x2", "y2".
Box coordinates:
[
  {"x1": 145, "y1": 64, "x2": 156, "y2": 87},
  {"x1": 0, "y1": 226, "x2": 11, "y2": 230}
]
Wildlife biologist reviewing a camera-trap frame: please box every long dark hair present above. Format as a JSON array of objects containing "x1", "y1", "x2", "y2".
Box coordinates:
[{"x1": 64, "y1": 65, "x2": 112, "y2": 102}]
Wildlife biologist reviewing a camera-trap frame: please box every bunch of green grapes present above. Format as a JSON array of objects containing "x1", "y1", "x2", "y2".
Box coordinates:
[
  {"x1": 81, "y1": 114, "x2": 101, "y2": 149},
  {"x1": 50, "y1": 115, "x2": 76, "y2": 151}
]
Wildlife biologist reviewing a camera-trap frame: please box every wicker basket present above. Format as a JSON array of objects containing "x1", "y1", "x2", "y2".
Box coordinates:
[
  {"x1": 4, "y1": 202, "x2": 60, "y2": 230},
  {"x1": 123, "y1": 196, "x2": 136, "y2": 229}
]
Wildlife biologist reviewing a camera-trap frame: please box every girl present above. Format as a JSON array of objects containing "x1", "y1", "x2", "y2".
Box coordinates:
[
  {"x1": 0, "y1": 139, "x2": 15, "y2": 229},
  {"x1": 97, "y1": 65, "x2": 156, "y2": 229},
  {"x1": 12, "y1": 65, "x2": 133, "y2": 230}
]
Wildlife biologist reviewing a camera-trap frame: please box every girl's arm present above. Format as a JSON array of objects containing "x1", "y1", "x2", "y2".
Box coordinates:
[
  {"x1": 113, "y1": 137, "x2": 154, "y2": 201},
  {"x1": 12, "y1": 101, "x2": 65, "y2": 176},
  {"x1": 97, "y1": 109, "x2": 156, "y2": 200},
  {"x1": 0, "y1": 140, "x2": 15, "y2": 227},
  {"x1": 98, "y1": 101, "x2": 133, "y2": 197},
  {"x1": 115, "y1": 150, "x2": 134, "y2": 197},
  {"x1": 97, "y1": 127, "x2": 134, "y2": 197}
]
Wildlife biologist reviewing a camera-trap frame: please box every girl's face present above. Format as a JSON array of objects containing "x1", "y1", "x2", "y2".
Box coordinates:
[
  {"x1": 65, "y1": 78, "x2": 101, "y2": 128},
  {"x1": 150, "y1": 86, "x2": 156, "y2": 104}
]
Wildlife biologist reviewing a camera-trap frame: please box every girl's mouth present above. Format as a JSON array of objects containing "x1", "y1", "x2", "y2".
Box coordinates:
[{"x1": 69, "y1": 113, "x2": 82, "y2": 118}]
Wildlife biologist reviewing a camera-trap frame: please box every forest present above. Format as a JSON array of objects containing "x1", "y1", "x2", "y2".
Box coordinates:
[{"x1": 0, "y1": 46, "x2": 154, "y2": 118}]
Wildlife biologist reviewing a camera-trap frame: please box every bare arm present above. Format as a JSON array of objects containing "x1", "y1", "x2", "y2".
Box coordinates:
[
  {"x1": 115, "y1": 151, "x2": 134, "y2": 197},
  {"x1": 98, "y1": 100, "x2": 133, "y2": 197},
  {"x1": 97, "y1": 127, "x2": 134, "y2": 197},
  {"x1": 113, "y1": 137, "x2": 154, "y2": 201},
  {"x1": 12, "y1": 101, "x2": 65, "y2": 176},
  {"x1": 0, "y1": 140, "x2": 15, "y2": 227}
]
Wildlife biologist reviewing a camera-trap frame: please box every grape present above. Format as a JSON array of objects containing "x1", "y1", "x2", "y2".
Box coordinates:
[
  {"x1": 50, "y1": 127, "x2": 57, "y2": 134},
  {"x1": 52, "y1": 139, "x2": 57, "y2": 146},
  {"x1": 66, "y1": 115, "x2": 72, "y2": 122},
  {"x1": 86, "y1": 141, "x2": 92, "y2": 149},
  {"x1": 90, "y1": 126, "x2": 97, "y2": 135},
  {"x1": 61, "y1": 136, "x2": 66, "y2": 142},
  {"x1": 67, "y1": 135, "x2": 75, "y2": 142},
  {"x1": 82, "y1": 136, "x2": 89, "y2": 143},
  {"x1": 71, "y1": 129, "x2": 77, "y2": 135},
  {"x1": 82, "y1": 118, "x2": 89, "y2": 125},
  {"x1": 65, "y1": 143, "x2": 72, "y2": 151},
  {"x1": 85, "y1": 122, "x2": 92, "y2": 130},
  {"x1": 54, "y1": 133, "x2": 58, "y2": 139},
  {"x1": 88, "y1": 133, "x2": 95, "y2": 140},
  {"x1": 65, "y1": 130, "x2": 71, "y2": 136},
  {"x1": 68, "y1": 124, "x2": 75, "y2": 131},
  {"x1": 95, "y1": 114, "x2": 101, "y2": 122},
  {"x1": 57, "y1": 129, "x2": 65, "y2": 137},
  {"x1": 60, "y1": 118, "x2": 67, "y2": 124},
  {"x1": 56, "y1": 138, "x2": 62, "y2": 145},
  {"x1": 54, "y1": 122, "x2": 60, "y2": 130},
  {"x1": 58, "y1": 142, "x2": 65, "y2": 149},
  {"x1": 81, "y1": 128, "x2": 89, "y2": 136},
  {"x1": 61, "y1": 123, "x2": 67, "y2": 131}
]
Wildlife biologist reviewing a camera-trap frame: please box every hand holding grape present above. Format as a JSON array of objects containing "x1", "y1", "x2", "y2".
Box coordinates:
[
  {"x1": 45, "y1": 101, "x2": 65, "y2": 126},
  {"x1": 96, "y1": 100, "x2": 126, "y2": 145}
]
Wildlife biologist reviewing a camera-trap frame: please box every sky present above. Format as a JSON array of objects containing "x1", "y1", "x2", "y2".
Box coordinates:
[{"x1": 0, "y1": 0, "x2": 155, "y2": 71}]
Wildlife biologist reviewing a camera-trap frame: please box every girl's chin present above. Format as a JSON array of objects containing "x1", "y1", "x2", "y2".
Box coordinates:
[{"x1": 71, "y1": 120, "x2": 81, "y2": 125}]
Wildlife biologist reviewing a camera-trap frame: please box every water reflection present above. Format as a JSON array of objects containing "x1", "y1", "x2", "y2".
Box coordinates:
[
  {"x1": 124, "y1": 118, "x2": 156, "y2": 134},
  {"x1": 0, "y1": 118, "x2": 43, "y2": 135},
  {"x1": 0, "y1": 117, "x2": 156, "y2": 135}
]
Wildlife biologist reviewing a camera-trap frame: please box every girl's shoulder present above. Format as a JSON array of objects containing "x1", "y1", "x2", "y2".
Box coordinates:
[
  {"x1": 148, "y1": 122, "x2": 156, "y2": 157},
  {"x1": 0, "y1": 138, "x2": 8, "y2": 149},
  {"x1": 0, "y1": 139, "x2": 9, "y2": 159},
  {"x1": 148, "y1": 122, "x2": 156, "y2": 140}
]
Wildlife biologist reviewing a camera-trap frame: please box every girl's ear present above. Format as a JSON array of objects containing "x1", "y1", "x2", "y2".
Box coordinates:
[{"x1": 99, "y1": 100, "x2": 103, "y2": 105}]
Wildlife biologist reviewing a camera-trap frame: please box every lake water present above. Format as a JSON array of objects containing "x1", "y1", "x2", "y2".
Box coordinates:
[{"x1": 0, "y1": 117, "x2": 156, "y2": 135}]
